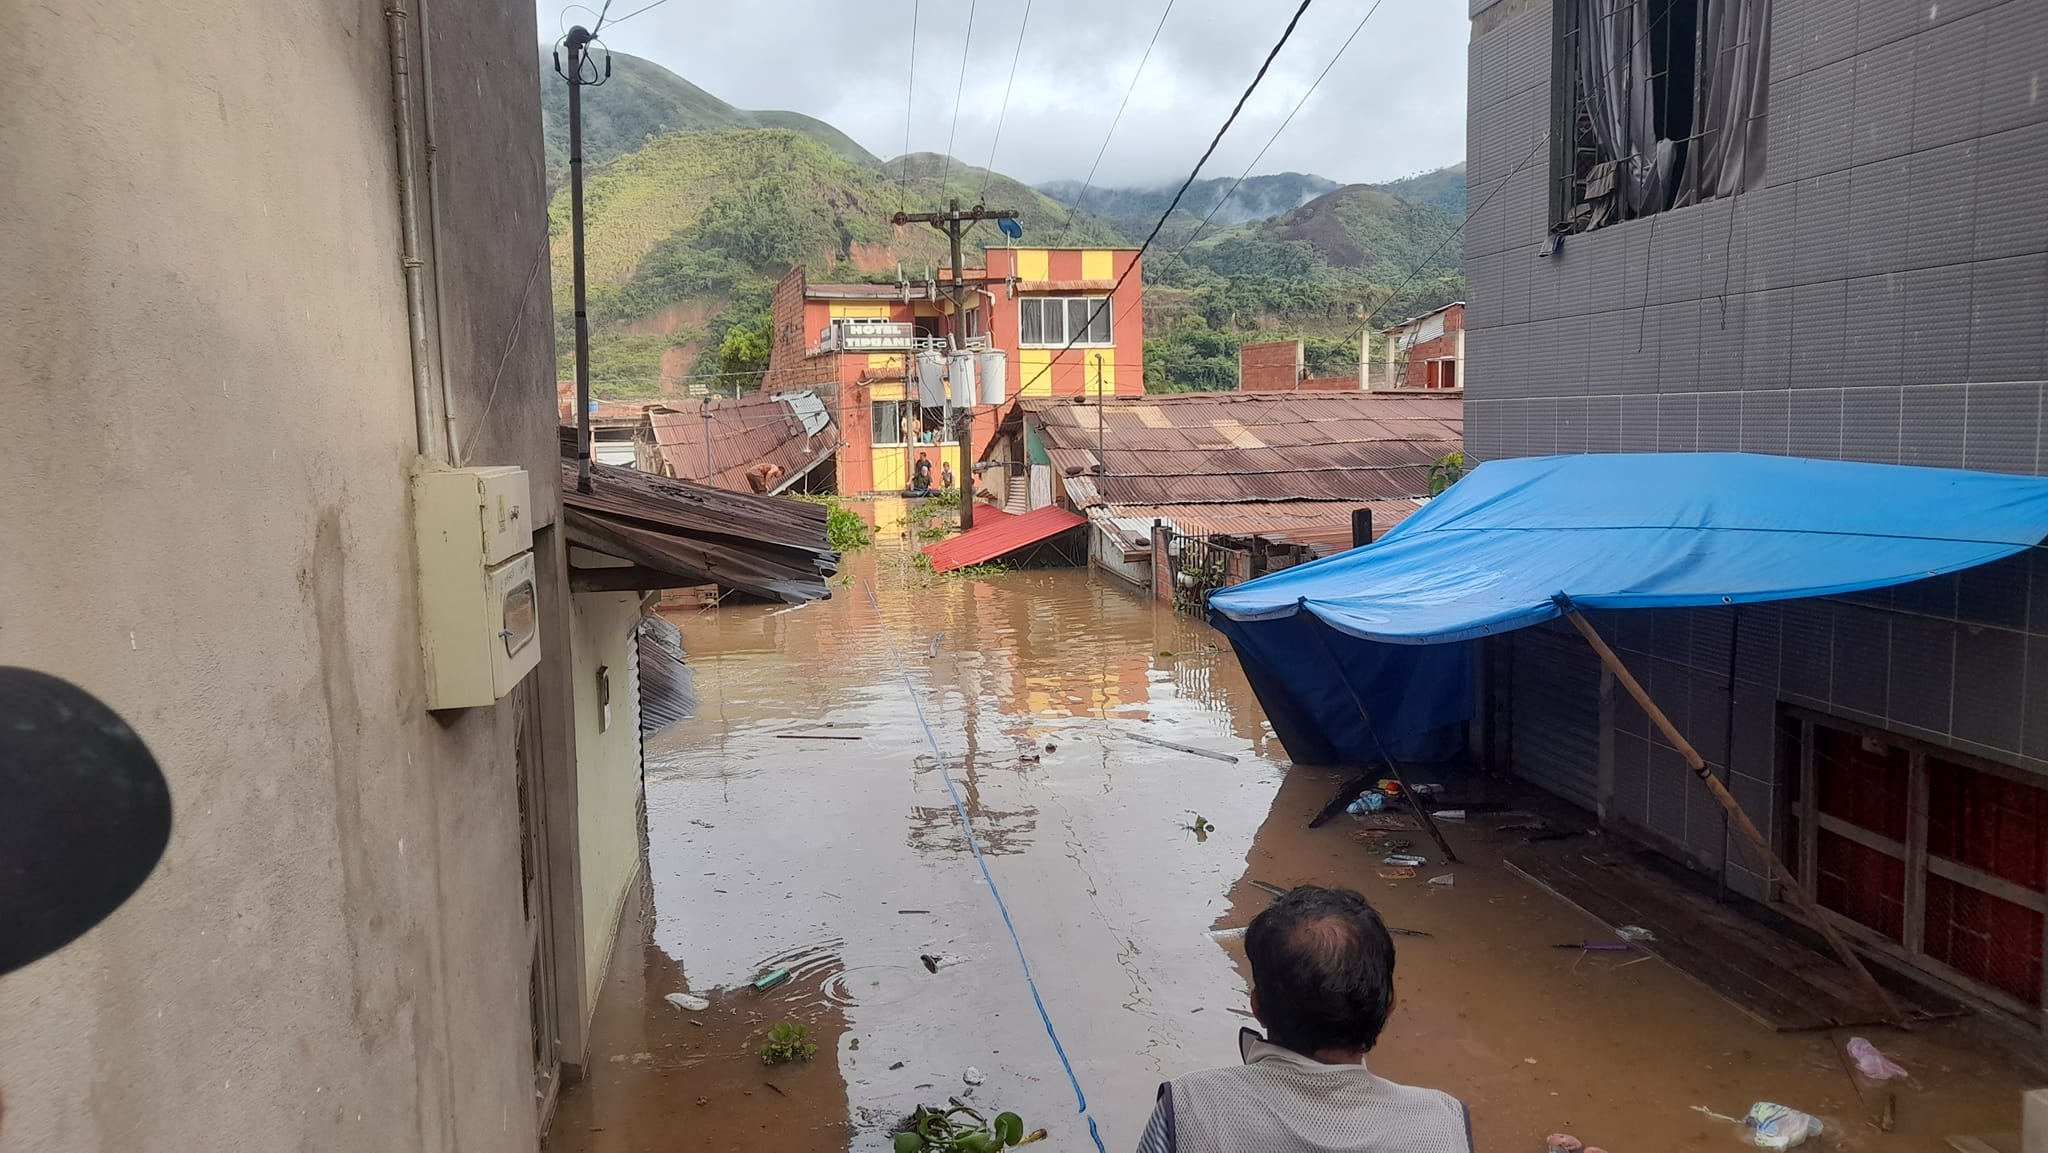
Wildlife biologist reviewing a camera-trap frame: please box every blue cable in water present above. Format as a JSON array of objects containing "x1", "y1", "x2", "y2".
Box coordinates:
[{"x1": 859, "y1": 577, "x2": 1109, "y2": 1153}]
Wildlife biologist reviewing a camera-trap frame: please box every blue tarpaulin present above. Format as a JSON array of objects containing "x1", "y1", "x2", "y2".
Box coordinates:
[{"x1": 1209, "y1": 453, "x2": 2048, "y2": 765}]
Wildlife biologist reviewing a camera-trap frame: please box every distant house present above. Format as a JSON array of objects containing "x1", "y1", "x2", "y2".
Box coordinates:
[
  {"x1": 1375, "y1": 302, "x2": 1465, "y2": 390},
  {"x1": 980, "y1": 390, "x2": 1463, "y2": 588},
  {"x1": 632, "y1": 390, "x2": 840, "y2": 495},
  {"x1": 761, "y1": 248, "x2": 1146, "y2": 495},
  {"x1": 556, "y1": 382, "x2": 647, "y2": 466}
]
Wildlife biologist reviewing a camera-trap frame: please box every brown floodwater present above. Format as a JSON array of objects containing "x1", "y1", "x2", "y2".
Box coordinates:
[{"x1": 546, "y1": 510, "x2": 2028, "y2": 1153}]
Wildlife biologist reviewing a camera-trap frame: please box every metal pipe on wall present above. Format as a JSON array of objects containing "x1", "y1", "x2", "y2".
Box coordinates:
[
  {"x1": 416, "y1": 0, "x2": 462, "y2": 463},
  {"x1": 384, "y1": 0, "x2": 443, "y2": 462}
]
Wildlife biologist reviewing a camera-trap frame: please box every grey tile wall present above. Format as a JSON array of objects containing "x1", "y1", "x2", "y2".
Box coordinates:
[{"x1": 1469, "y1": 0, "x2": 2048, "y2": 888}]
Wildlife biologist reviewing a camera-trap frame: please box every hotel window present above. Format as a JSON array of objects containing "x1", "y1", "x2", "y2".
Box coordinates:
[
  {"x1": 870, "y1": 400, "x2": 908, "y2": 446},
  {"x1": 1019, "y1": 296, "x2": 1111, "y2": 348}
]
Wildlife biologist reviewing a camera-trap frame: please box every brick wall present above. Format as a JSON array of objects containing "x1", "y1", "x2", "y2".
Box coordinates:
[
  {"x1": 762, "y1": 268, "x2": 839, "y2": 397},
  {"x1": 1239, "y1": 340, "x2": 1303, "y2": 392}
]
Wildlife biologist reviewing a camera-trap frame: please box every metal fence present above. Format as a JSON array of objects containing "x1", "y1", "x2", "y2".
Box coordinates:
[{"x1": 1161, "y1": 530, "x2": 1240, "y2": 617}]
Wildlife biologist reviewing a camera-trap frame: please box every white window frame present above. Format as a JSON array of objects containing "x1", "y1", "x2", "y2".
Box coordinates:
[
  {"x1": 870, "y1": 399, "x2": 908, "y2": 447},
  {"x1": 1019, "y1": 296, "x2": 1113, "y2": 348}
]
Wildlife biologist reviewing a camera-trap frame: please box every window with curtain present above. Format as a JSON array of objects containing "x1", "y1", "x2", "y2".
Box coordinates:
[
  {"x1": 1018, "y1": 297, "x2": 1112, "y2": 347},
  {"x1": 870, "y1": 400, "x2": 907, "y2": 446},
  {"x1": 1550, "y1": 0, "x2": 1773, "y2": 231}
]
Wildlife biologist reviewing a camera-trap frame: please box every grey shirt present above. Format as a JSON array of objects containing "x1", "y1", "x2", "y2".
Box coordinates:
[{"x1": 1136, "y1": 1030, "x2": 1473, "y2": 1153}]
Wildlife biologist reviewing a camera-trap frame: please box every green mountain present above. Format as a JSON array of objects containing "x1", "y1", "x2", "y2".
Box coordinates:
[
  {"x1": 544, "y1": 133, "x2": 1124, "y2": 396},
  {"x1": 1136, "y1": 173, "x2": 1466, "y2": 395},
  {"x1": 1036, "y1": 172, "x2": 1342, "y2": 233},
  {"x1": 1234, "y1": 183, "x2": 1464, "y2": 274},
  {"x1": 538, "y1": 48, "x2": 878, "y2": 172},
  {"x1": 535, "y1": 46, "x2": 1467, "y2": 398},
  {"x1": 879, "y1": 154, "x2": 1125, "y2": 250},
  {"x1": 1379, "y1": 162, "x2": 1467, "y2": 213}
]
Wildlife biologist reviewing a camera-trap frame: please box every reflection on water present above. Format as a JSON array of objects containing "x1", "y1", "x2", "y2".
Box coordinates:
[
  {"x1": 617, "y1": 544, "x2": 1283, "y2": 1151},
  {"x1": 547, "y1": 524, "x2": 2030, "y2": 1153}
]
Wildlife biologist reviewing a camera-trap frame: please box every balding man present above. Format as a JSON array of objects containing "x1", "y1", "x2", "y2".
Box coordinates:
[{"x1": 1137, "y1": 885, "x2": 1472, "y2": 1153}]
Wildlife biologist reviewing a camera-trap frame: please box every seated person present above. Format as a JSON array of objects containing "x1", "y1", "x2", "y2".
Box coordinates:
[
  {"x1": 911, "y1": 452, "x2": 933, "y2": 493},
  {"x1": 1137, "y1": 885, "x2": 1472, "y2": 1153}
]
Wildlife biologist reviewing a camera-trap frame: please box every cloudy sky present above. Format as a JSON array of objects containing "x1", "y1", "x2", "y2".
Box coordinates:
[{"x1": 545, "y1": 0, "x2": 1469, "y2": 189}]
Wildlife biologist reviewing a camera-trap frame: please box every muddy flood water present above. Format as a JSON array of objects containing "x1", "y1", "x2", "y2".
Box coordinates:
[{"x1": 547, "y1": 504, "x2": 2028, "y2": 1153}]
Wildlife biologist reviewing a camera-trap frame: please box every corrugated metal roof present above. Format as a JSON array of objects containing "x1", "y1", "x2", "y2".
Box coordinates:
[
  {"x1": 560, "y1": 458, "x2": 837, "y2": 603},
  {"x1": 644, "y1": 391, "x2": 842, "y2": 495},
  {"x1": 635, "y1": 613, "x2": 696, "y2": 734},
  {"x1": 1103, "y1": 499, "x2": 1426, "y2": 554},
  {"x1": 922, "y1": 504, "x2": 1087, "y2": 573},
  {"x1": 1034, "y1": 391, "x2": 1460, "y2": 508}
]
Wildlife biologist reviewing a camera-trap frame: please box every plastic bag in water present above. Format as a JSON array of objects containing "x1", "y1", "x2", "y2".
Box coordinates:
[
  {"x1": 1846, "y1": 1036, "x2": 1909, "y2": 1081},
  {"x1": 1744, "y1": 1102, "x2": 1823, "y2": 1149}
]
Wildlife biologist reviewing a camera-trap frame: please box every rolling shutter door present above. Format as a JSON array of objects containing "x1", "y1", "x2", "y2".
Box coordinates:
[{"x1": 1509, "y1": 624, "x2": 1602, "y2": 810}]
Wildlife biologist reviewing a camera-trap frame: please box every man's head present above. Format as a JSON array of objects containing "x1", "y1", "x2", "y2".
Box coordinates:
[
  {"x1": 917, "y1": 452, "x2": 928, "y2": 461},
  {"x1": 1244, "y1": 885, "x2": 1397, "y2": 1057}
]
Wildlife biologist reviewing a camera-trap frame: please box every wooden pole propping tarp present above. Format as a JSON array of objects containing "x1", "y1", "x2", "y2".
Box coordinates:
[{"x1": 1554, "y1": 599, "x2": 1905, "y2": 1025}]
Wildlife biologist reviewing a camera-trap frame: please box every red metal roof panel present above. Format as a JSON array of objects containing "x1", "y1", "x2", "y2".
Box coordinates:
[{"x1": 922, "y1": 505, "x2": 1086, "y2": 573}]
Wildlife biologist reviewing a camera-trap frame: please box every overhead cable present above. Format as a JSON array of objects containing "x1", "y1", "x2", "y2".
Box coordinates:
[
  {"x1": 1056, "y1": 0, "x2": 1178, "y2": 237},
  {"x1": 1018, "y1": 0, "x2": 1319, "y2": 397}
]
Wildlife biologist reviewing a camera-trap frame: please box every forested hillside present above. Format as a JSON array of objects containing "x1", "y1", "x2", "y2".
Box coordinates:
[{"x1": 538, "y1": 49, "x2": 1466, "y2": 396}]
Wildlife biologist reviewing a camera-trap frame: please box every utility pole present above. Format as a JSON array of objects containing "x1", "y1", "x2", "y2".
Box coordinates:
[
  {"x1": 893, "y1": 198, "x2": 1018, "y2": 532},
  {"x1": 1095, "y1": 353, "x2": 1106, "y2": 467},
  {"x1": 558, "y1": 26, "x2": 602, "y2": 493}
]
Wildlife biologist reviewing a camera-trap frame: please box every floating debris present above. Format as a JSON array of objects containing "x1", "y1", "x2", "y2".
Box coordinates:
[
  {"x1": 663, "y1": 992, "x2": 710, "y2": 1012},
  {"x1": 1122, "y1": 731, "x2": 1239, "y2": 763}
]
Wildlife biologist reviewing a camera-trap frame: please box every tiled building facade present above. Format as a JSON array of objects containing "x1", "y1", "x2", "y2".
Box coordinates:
[{"x1": 1466, "y1": 0, "x2": 2048, "y2": 1023}]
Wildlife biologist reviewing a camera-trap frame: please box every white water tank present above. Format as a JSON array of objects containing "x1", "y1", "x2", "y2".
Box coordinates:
[
  {"x1": 978, "y1": 350, "x2": 1007, "y2": 406},
  {"x1": 914, "y1": 350, "x2": 947, "y2": 406},
  {"x1": 947, "y1": 352, "x2": 978, "y2": 407}
]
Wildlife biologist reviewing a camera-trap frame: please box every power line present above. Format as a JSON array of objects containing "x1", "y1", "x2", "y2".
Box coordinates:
[
  {"x1": 1057, "y1": 0, "x2": 1177, "y2": 237},
  {"x1": 588, "y1": 0, "x2": 615, "y2": 33},
  {"x1": 936, "y1": 0, "x2": 980, "y2": 198},
  {"x1": 1019, "y1": 0, "x2": 1318, "y2": 397},
  {"x1": 593, "y1": 0, "x2": 673, "y2": 30},
  {"x1": 980, "y1": 0, "x2": 1034, "y2": 202},
  {"x1": 1170, "y1": 0, "x2": 1390, "y2": 257},
  {"x1": 901, "y1": 0, "x2": 921, "y2": 213}
]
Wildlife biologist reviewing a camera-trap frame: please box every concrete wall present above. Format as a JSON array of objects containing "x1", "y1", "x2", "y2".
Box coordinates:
[
  {"x1": 567, "y1": 574, "x2": 647, "y2": 1013},
  {"x1": 1465, "y1": 0, "x2": 2048, "y2": 897},
  {"x1": 0, "y1": 0, "x2": 572, "y2": 1147}
]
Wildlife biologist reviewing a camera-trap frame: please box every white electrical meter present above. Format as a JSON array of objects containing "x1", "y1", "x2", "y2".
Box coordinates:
[{"x1": 413, "y1": 465, "x2": 543, "y2": 710}]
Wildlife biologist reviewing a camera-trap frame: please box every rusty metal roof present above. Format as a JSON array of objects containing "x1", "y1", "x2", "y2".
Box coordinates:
[
  {"x1": 1100, "y1": 499, "x2": 1426, "y2": 555},
  {"x1": 643, "y1": 390, "x2": 841, "y2": 495},
  {"x1": 559, "y1": 459, "x2": 837, "y2": 603},
  {"x1": 1033, "y1": 391, "x2": 1461, "y2": 508}
]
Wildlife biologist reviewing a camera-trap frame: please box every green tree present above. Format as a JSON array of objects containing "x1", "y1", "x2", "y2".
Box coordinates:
[{"x1": 1144, "y1": 318, "x2": 1241, "y2": 393}]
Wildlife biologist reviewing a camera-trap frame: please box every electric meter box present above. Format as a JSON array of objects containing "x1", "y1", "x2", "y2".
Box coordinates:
[{"x1": 413, "y1": 465, "x2": 542, "y2": 710}]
